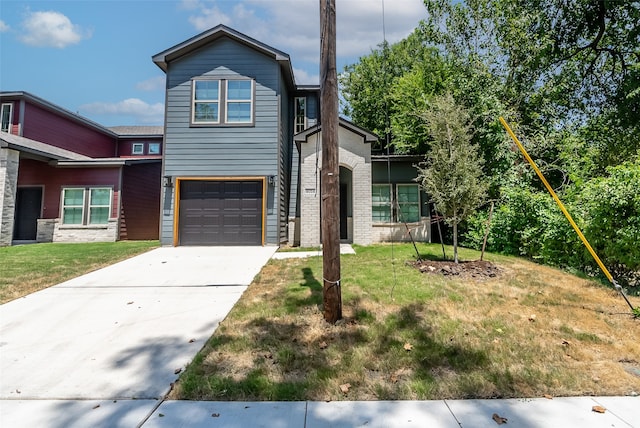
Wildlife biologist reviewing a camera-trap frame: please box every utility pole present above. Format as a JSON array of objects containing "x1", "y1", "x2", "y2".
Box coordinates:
[{"x1": 320, "y1": 0, "x2": 341, "y2": 324}]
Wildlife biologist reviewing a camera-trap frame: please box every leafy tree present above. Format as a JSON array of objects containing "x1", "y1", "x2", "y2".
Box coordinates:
[{"x1": 417, "y1": 94, "x2": 487, "y2": 263}]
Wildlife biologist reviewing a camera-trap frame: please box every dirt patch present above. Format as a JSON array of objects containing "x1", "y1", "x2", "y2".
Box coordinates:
[{"x1": 410, "y1": 259, "x2": 502, "y2": 279}]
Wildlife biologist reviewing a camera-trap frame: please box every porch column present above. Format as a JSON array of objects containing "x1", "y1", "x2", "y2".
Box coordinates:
[
  {"x1": 0, "y1": 147, "x2": 19, "y2": 246},
  {"x1": 300, "y1": 137, "x2": 322, "y2": 247},
  {"x1": 352, "y1": 160, "x2": 372, "y2": 245}
]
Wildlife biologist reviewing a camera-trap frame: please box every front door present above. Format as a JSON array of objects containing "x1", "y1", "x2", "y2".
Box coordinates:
[
  {"x1": 14, "y1": 187, "x2": 43, "y2": 241},
  {"x1": 340, "y1": 183, "x2": 348, "y2": 240}
]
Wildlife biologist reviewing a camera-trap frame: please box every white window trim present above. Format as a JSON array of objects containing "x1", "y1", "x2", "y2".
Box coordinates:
[
  {"x1": 372, "y1": 184, "x2": 392, "y2": 224},
  {"x1": 294, "y1": 97, "x2": 307, "y2": 134},
  {"x1": 396, "y1": 184, "x2": 421, "y2": 223},
  {"x1": 132, "y1": 143, "x2": 145, "y2": 155},
  {"x1": 61, "y1": 187, "x2": 112, "y2": 225},
  {"x1": 224, "y1": 79, "x2": 254, "y2": 124},
  {"x1": 1, "y1": 103, "x2": 13, "y2": 133},
  {"x1": 192, "y1": 79, "x2": 221, "y2": 125},
  {"x1": 148, "y1": 142, "x2": 161, "y2": 155}
]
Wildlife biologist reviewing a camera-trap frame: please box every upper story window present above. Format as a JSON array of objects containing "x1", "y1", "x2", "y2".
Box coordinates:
[
  {"x1": 1, "y1": 103, "x2": 13, "y2": 133},
  {"x1": 132, "y1": 143, "x2": 144, "y2": 155},
  {"x1": 294, "y1": 97, "x2": 306, "y2": 133},
  {"x1": 148, "y1": 142, "x2": 161, "y2": 154},
  {"x1": 192, "y1": 78, "x2": 254, "y2": 126}
]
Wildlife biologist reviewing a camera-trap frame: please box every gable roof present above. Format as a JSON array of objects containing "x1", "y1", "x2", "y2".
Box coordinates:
[
  {"x1": 294, "y1": 117, "x2": 379, "y2": 144},
  {"x1": 0, "y1": 91, "x2": 118, "y2": 138},
  {"x1": 152, "y1": 24, "x2": 296, "y2": 89}
]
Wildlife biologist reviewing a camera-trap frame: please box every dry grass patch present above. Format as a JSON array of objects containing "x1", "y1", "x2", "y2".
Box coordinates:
[{"x1": 172, "y1": 244, "x2": 640, "y2": 401}]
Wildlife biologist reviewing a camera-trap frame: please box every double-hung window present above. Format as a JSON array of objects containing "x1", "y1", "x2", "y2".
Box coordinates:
[
  {"x1": 193, "y1": 80, "x2": 220, "y2": 124},
  {"x1": 226, "y1": 80, "x2": 253, "y2": 123},
  {"x1": 1, "y1": 103, "x2": 12, "y2": 132},
  {"x1": 371, "y1": 184, "x2": 421, "y2": 223},
  {"x1": 396, "y1": 184, "x2": 420, "y2": 223},
  {"x1": 372, "y1": 184, "x2": 392, "y2": 223},
  {"x1": 192, "y1": 78, "x2": 254, "y2": 125},
  {"x1": 294, "y1": 97, "x2": 306, "y2": 133},
  {"x1": 62, "y1": 187, "x2": 112, "y2": 225}
]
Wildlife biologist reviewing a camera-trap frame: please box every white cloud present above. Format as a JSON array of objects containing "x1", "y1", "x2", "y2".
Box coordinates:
[
  {"x1": 80, "y1": 99, "x2": 165, "y2": 124},
  {"x1": 183, "y1": 0, "x2": 426, "y2": 66},
  {"x1": 293, "y1": 67, "x2": 319, "y2": 85},
  {"x1": 136, "y1": 76, "x2": 166, "y2": 92},
  {"x1": 19, "y1": 10, "x2": 90, "y2": 48},
  {"x1": 0, "y1": 20, "x2": 9, "y2": 32}
]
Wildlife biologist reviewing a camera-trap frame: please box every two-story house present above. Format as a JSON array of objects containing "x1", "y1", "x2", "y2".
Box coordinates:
[
  {"x1": 0, "y1": 92, "x2": 162, "y2": 246},
  {"x1": 1, "y1": 24, "x2": 432, "y2": 248},
  {"x1": 153, "y1": 25, "x2": 431, "y2": 247}
]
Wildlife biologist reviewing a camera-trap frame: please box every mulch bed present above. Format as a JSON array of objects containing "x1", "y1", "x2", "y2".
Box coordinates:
[{"x1": 409, "y1": 259, "x2": 502, "y2": 279}]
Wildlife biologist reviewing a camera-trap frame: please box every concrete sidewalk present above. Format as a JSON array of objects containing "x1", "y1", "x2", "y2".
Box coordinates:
[{"x1": 1, "y1": 396, "x2": 637, "y2": 427}]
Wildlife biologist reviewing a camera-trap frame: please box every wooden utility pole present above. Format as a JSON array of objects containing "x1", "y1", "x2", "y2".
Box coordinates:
[{"x1": 320, "y1": 0, "x2": 342, "y2": 323}]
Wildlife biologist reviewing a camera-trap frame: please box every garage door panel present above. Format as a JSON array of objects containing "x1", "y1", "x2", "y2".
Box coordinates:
[{"x1": 179, "y1": 180, "x2": 263, "y2": 245}]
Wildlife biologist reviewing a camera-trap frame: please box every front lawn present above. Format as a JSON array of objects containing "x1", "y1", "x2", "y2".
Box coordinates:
[
  {"x1": 173, "y1": 243, "x2": 640, "y2": 401},
  {"x1": 0, "y1": 241, "x2": 159, "y2": 304}
]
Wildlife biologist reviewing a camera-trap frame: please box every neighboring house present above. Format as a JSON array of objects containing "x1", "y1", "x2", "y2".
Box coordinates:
[
  {"x1": 0, "y1": 92, "x2": 162, "y2": 246},
  {"x1": 0, "y1": 25, "x2": 431, "y2": 248},
  {"x1": 153, "y1": 24, "x2": 431, "y2": 247}
]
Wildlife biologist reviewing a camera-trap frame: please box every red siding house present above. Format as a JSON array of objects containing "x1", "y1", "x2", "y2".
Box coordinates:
[{"x1": 0, "y1": 91, "x2": 162, "y2": 246}]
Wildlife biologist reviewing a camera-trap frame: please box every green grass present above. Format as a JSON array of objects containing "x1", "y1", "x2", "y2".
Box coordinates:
[
  {"x1": 172, "y1": 243, "x2": 640, "y2": 401},
  {"x1": 0, "y1": 241, "x2": 159, "y2": 303}
]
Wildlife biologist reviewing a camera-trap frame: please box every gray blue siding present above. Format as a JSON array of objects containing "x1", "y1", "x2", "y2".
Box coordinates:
[{"x1": 160, "y1": 37, "x2": 283, "y2": 245}]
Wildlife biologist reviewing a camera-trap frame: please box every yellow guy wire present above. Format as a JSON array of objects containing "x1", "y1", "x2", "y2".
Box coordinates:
[
  {"x1": 499, "y1": 117, "x2": 615, "y2": 283},
  {"x1": 499, "y1": 119, "x2": 640, "y2": 312}
]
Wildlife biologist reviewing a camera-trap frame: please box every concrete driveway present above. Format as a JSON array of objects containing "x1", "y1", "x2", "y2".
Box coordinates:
[{"x1": 0, "y1": 246, "x2": 276, "y2": 427}]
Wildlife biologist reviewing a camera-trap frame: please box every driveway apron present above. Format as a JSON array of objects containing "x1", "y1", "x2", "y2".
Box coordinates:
[{"x1": 0, "y1": 246, "x2": 275, "y2": 424}]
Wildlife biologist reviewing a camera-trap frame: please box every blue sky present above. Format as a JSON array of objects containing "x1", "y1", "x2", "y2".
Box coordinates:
[{"x1": 0, "y1": 0, "x2": 427, "y2": 126}]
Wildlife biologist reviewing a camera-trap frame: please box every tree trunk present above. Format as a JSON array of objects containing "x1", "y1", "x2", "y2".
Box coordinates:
[{"x1": 453, "y1": 222, "x2": 459, "y2": 263}]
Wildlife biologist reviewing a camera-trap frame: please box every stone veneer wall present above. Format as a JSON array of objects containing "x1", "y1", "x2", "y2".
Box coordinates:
[
  {"x1": 36, "y1": 219, "x2": 55, "y2": 243},
  {"x1": 53, "y1": 219, "x2": 118, "y2": 242},
  {"x1": 0, "y1": 148, "x2": 19, "y2": 247}
]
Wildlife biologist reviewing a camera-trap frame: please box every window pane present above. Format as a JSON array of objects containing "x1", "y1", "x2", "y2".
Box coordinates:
[
  {"x1": 227, "y1": 80, "x2": 251, "y2": 100},
  {"x1": 194, "y1": 102, "x2": 219, "y2": 122},
  {"x1": 397, "y1": 185, "x2": 420, "y2": 222},
  {"x1": 89, "y1": 207, "x2": 109, "y2": 224},
  {"x1": 1, "y1": 104, "x2": 11, "y2": 132},
  {"x1": 372, "y1": 205, "x2": 392, "y2": 222},
  {"x1": 194, "y1": 80, "x2": 219, "y2": 100},
  {"x1": 372, "y1": 185, "x2": 391, "y2": 202},
  {"x1": 64, "y1": 189, "x2": 84, "y2": 206},
  {"x1": 90, "y1": 188, "x2": 111, "y2": 205},
  {"x1": 397, "y1": 185, "x2": 419, "y2": 202},
  {"x1": 227, "y1": 102, "x2": 251, "y2": 122},
  {"x1": 63, "y1": 207, "x2": 83, "y2": 224},
  {"x1": 399, "y1": 205, "x2": 420, "y2": 223},
  {"x1": 148, "y1": 143, "x2": 160, "y2": 154}
]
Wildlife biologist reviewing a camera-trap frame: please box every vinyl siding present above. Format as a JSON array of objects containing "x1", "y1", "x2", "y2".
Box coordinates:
[
  {"x1": 160, "y1": 37, "x2": 283, "y2": 245},
  {"x1": 22, "y1": 102, "x2": 116, "y2": 158}
]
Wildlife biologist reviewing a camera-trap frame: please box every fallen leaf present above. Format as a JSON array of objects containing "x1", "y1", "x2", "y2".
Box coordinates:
[
  {"x1": 592, "y1": 405, "x2": 606, "y2": 414},
  {"x1": 211, "y1": 413, "x2": 220, "y2": 417},
  {"x1": 561, "y1": 339, "x2": 571, "y2": 346},
  {"x1": 390, "y1": 373, "x2": 398, "y2": 383},
  {"x1": 339, "y1": 383, "x2": 351, "y2": 394},
  {"x1": 319, "y1": 341, "x2": 328, "y2": 349},
  {"x1": 15, "y1": 389, "x2": 20, "y2": 394},
  {"x1": 159, "y1": 413, "x2": 164, "y2": 418},
  {"x1": 403, "y1": 342, "x2": 413, "y2": 351},
  {"x1": 188, "y1": 338, "x2": 196, "y2": 343},
  {"x1": 528, "y1": 314, "x2": 536, "y2": 322},
  {"x1": 92, "y1": 404, "x2": 100, "y2": 410},
  {"x1": 174, "y1": 368, "x2": 182, "y2": 374},
  {"x1": 492, "y1": 413, "x2": 508, "y2": 425},
  {"x1": 543, "y1": 394, "x2": 553, "y2": 399},
  {"x1": 127, "y1": 301, "x2": 133, "y2": 305}
]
